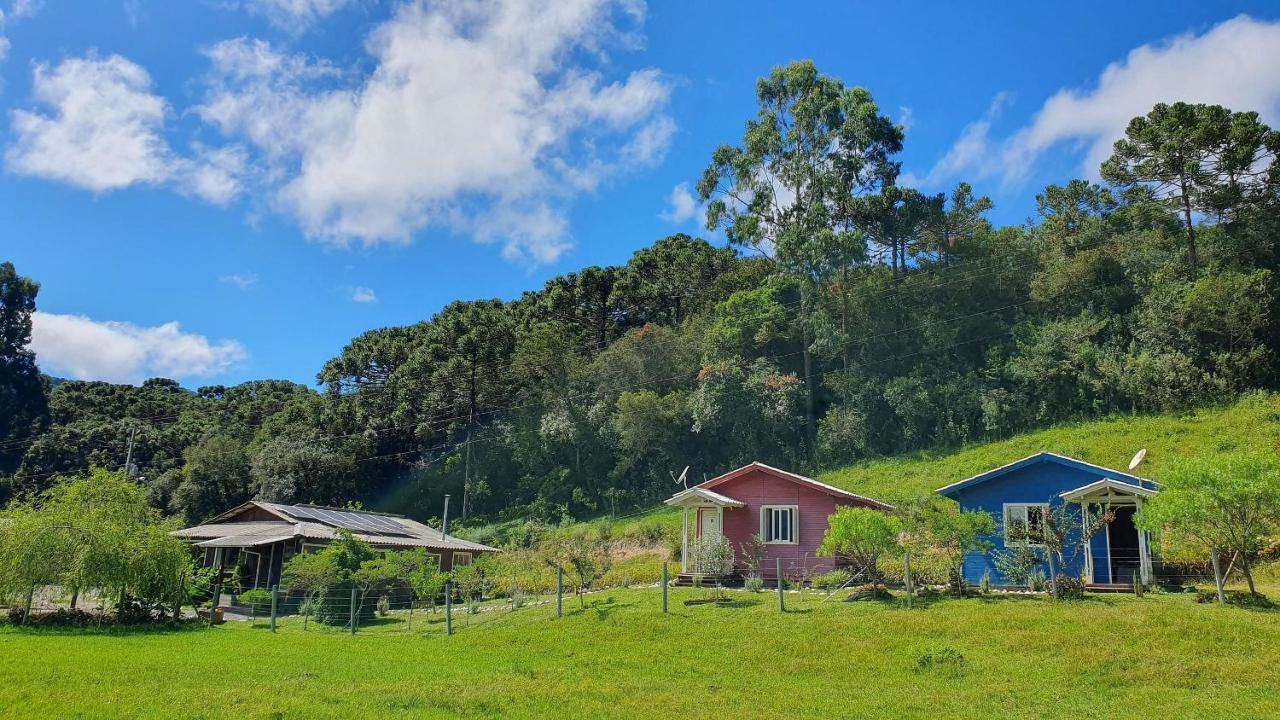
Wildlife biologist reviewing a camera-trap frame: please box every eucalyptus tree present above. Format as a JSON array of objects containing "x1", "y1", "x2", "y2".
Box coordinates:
[{"x1": 697, "y1": 60, "x2": 903, "y2": 446}]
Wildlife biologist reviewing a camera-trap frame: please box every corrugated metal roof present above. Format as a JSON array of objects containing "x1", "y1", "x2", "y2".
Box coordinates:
[
  {"x1": 173, "y1": 504, "x2": 498, "y2": 553},
  {"x1": 172, "y1": 521, "x2": 294, "y2": 539},
  {"x1": 196, "y1": 533, "x2": 295, "y2": 548}
]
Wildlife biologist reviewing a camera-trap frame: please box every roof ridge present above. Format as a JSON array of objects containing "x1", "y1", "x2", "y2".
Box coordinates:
[{"x1": 288, "y1": 502, "x2": 406, "y2": 519}]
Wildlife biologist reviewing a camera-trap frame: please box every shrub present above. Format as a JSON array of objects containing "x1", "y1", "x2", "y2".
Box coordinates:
[
  {"x1": 237, "y1": 588, "x2": 273, "y2": 610},
  {"x1": 744, "y1": 576, "x2": 765, "y2": 593},
  {"x1": 812, "y1": 569, "x2": 852, "y2": 592},
  {"x1": 1055, "y1": 575, "x2": 1085, "y2": 600}
]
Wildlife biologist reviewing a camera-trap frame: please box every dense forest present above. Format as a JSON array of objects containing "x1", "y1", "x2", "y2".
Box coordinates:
[{"x1": 2, "y1": 62, "x2": 1277, "y2": 529}]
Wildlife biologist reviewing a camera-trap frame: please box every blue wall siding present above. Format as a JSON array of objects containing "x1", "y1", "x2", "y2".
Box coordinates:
[{"x1": 951, "y1": 462, "x2": 1118, "y2": 586}]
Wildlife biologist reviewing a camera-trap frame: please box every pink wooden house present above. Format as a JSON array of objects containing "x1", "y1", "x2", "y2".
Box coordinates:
[{"x1": 665, "y1": 462, "x2": 893, "y2": 582}]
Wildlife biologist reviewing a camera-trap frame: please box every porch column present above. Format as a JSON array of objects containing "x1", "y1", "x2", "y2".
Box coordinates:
[
  {"x1": 681, "y1": 506, "x2": 689, "y2": 574},
  {"x1": 1136, "y1": 497, "x2": 1151, "y2": 584},
  {"x1": 1080, "y1": 502, "x2": 1093, "y2": 583}
]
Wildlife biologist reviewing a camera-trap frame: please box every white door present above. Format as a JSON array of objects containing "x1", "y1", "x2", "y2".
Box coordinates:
[{"x1": 699, "y1": 508, "x2": 721, "y2": 539}]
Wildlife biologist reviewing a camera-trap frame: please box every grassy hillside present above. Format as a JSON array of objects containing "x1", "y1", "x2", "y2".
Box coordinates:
[
  {"x1": 820, "y1": 390, "x2": 1280, "y2": 504},
  {"x1": 457, "y1": 393, "x2": 1280, "y2": 588},
  {"x1": 2, "y1": 584, "x2": 1278, "y2": 719}
]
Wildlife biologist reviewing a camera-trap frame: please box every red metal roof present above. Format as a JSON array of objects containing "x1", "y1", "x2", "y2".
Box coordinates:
[{"x1": 694, "y1": 461, "x2": 894, "y2": 510}]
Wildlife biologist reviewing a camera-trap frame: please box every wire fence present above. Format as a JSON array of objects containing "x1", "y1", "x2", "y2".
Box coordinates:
[{"x1": 9, "y1": 558, "x2": 1260, "y2": 635}]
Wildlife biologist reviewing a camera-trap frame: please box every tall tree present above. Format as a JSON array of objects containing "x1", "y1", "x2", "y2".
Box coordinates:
[
  {"x1": 1101, "y1": 102, "x2": 1280, "y2": 272},
  {"x1": 0, "y1": 262, "x2": 49, "y2": 478},
  {"x1": 698, "y1": 60, "x2": 902, "y2": 447}
]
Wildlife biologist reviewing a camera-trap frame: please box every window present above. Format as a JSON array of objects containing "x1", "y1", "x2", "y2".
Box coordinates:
[
  {"x1": 452, "y1": 552, "x2": 473, "y2": 568},
  {"x1": 425, "y1": 553, "x2": 442, "y2": 571},
  {"x1": 760, "y1": 506, "x2": 798, "y2": 544},
  {"x1": 1003, "y1": 503, "x2": 1049, "y2": 545}
]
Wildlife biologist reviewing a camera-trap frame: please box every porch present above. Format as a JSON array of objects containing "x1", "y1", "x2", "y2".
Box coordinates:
[
  {"x1": 1059, "y1": 478, "x2": 1158, "y2": 586},
  {"x1": 663, "y1": 486, "x2": 744, "y2": 574}
]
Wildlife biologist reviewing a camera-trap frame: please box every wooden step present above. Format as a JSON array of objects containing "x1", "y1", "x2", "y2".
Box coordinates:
[{"x1": 1086, "y1": 583, "x2": 1136, "y2": 593}]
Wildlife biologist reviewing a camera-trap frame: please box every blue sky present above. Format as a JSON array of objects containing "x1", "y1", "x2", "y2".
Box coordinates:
[{"x1": 3, "y1": 0, "x2": 1279, "y2": 388}]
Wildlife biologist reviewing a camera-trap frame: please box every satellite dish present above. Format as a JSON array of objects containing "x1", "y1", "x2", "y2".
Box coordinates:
[
  {"x1": 670, "y1": 465, "x2": 690, "y2": 489},
  {"x1": 1128, "y1": 448, "x2": 1147, "y2": 471}
]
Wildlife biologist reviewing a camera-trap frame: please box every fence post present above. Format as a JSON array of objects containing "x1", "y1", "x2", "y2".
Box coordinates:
[
  {"x1": 270, "y1": 585, "x2": 278, "y2": 632},
  {"x1": 350, "y1": 588, "x2": 357, "y2": 634},
  {"x1": 1046, "y1": 549, "x2": 1058, "y2": 599},
  {"x1": 22, "y1": 585, "x2": 34, "y2": 626},
  {"x1": 445, "y1": 582, "x2": 453, "y2": 636},
  {"x1": 776, "y1": 558, "x2": 784, "y2": 613},
  {"x1": 662, "y1": 562, "x2": 668, "y2": 614},
  {"x1": 209, "y1": 582, "x2": 221, "y2": 627},
  {"x1": 556, "y1": 565, "x2": 563, "y2": 618},
  {"x1": 408, "y1": 598, "x2": 414, "y2": 632},
  {"x1": 1211, "y1": 548, "x2": 1226, "y2": 604},
  {"x1": 904, "y1": 551, "x2": 913, "y2": 609}
]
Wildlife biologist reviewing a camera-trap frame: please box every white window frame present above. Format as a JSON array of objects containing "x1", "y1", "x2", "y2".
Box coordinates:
[
  {"x1": 1002, "y1": 503, "x2": 1050, "y2": 547},
  {"x1": 760, "y1": 505, "x2": 799, "y2": 545},
  {"x1": 452, "y1": 552, "x2": 473, "y2": 568},
  {"x1": 301, "y1": 542, "x2": 327, "y2": 555},
  {"x1": 425, "y1": 553, "x2": 442, "y2": 571}
]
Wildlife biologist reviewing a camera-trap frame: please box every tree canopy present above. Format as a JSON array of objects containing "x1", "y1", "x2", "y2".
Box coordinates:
[{"x1": 1, "y1": 63, "x2": 1278, "y2": 534}]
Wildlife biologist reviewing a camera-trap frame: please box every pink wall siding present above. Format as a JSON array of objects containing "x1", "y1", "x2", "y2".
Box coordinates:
[{"x1": 709, "y1": 468, "x2": 851, "y2": 579}]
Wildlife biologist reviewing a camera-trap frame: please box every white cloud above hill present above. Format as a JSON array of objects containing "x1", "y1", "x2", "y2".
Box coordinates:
[{"x1": 30, "y1": 311, "x2": 247, "y2": 385}]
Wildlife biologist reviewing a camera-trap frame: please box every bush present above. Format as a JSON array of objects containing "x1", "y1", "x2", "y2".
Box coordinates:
[
  {"x1": 237, "y1": 589, "x2": 273, "y2": 610},
  {"x1": 1055, "y1": 575, "x2": 1085, "y2": 600},
  {"x1": 8, "y1": 607, "x2": 99, "y2": 627},
  {"x1": 812, "y1": 569, "x2": 852, "y2": 592},
  {"x1": 744, "y1": 576, "x2": 765, "y2": 593}
]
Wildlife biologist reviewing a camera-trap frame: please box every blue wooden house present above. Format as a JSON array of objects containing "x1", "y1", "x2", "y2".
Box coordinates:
[{"x1": 936, "y1": 452, "x2": 1158, "y2": 588}]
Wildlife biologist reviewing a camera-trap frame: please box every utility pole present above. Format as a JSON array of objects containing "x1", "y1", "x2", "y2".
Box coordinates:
[
  {"x1": 461, "y1": 428, "x2": 472, "y2": 523},
  {"x1": 441, "y1": 495, "x2": 451, "y2": 539},
  {"x1": 123, "y1": 427, "x2": 138, "y2": 478}
]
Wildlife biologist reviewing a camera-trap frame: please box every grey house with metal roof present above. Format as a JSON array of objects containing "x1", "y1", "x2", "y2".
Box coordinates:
[{"x1": 173, "y1": 501, "x2": 498, "y2": 592}]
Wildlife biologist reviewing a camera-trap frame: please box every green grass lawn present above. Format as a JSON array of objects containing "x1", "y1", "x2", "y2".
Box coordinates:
[{"x1": 2, "y1": 582, "x2": 1279, "y2": 719}]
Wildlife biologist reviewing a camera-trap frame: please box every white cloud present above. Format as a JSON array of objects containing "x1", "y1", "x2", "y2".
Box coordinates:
[
  {"x1": 246, "y1": 0, "x2": 355, "y2": 29},
  {"x1": 916, "y1": 15, "x2": 1280, "y2": 188},
  {"x1": 30, "y1": 311, "x2": 247, "y2": 384},
  {"x1": 5, "y1": 54, "x2": 244, "y2": 201},
  {"x1": 897, "y1": 106, "x2": 915, "y2": 133},
  {"x1": 218, "y1": 272, "x2": 259, "y2": 289},
  {"x1": 180, "y1": 144, "x2": 249, "y2": 205},
  {"x1": 659, "y1": 182, "x2": 697, "y2": 223},
  {"x1": 6, "y1": 54, "x2": 171, "y2": 191},
  {"x1": 907, "y1": 93, "x2": 1010, "y2": 189},
  {"x1": 10, "y1": 0, "x2": 41, "y2": 19},
  {"x1": 196, "y1": 0, "x2": 673, "y2": 263},
  {"x1": 351, "y1": 286, "x2": 377, "y2": 303}
]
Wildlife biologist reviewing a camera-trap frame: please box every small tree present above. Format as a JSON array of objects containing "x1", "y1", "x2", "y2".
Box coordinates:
[
  {"x1": 912, "y1": 500, "x2": 995, "y2": 596},
  {"x1": 818, "y1": 506, "x2": 899, "y2": 581},
  {"x1": 1138, "y1": 452, "x2": 1280, "y2": 596},
  {"x1": 687, "y1": 534, "x2": 734, "y2": 577},
  {"x1": 547, "y1": 528, "x2": 615, "y2": 608},
  {"x1": 739, "y1": 534, "x2": 766, "y2": 581},
  {"x1": 279, "y1": 551, "x2": 339, "y2": 629},
  {"x1": 0, "y1": 469, "x2": 193, "y2": 621}
]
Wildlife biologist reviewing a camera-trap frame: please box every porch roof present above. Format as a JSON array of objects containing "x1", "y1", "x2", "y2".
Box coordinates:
[
  {"x1": 664, "y1": 486, "x2": 745, "y2": 508},
  {"x1": 1060, "y1": 477, "x2": 1158, "y2": 502},
  {"x1": 196, "y1": 532, "x2": 296, "y2": 548}
]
